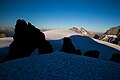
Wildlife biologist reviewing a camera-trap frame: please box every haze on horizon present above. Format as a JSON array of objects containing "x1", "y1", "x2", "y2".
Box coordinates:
[{"x1": 0, "y1": 0, "x2": 120, "y2": 32}]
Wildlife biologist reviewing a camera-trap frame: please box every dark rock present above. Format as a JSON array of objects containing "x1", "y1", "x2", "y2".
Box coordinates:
[
  {"x1": 60, "y1": 37, "x2": 82, "y2": 55},
  {"x1": 99, "y1": 26, "x2": 120, "y2": 45},
  {"x1": 1, "y1": 19, "x2": 53, "y2": 63},
  {"x1": 93, "y1": 34, "x2": 99, "y2": 39},
  {"x1": 69, "y1": 27, "x2": 79, "y2": 31},
  {"x1": 84, "y1": 50, "x2": 100, "y2": 58},
  {"x1": 38, "y1": 39, "x2": 53, "y2": 54},
  {"x1": 109, "y1": 53, "x2": 120, "y2": 63}
]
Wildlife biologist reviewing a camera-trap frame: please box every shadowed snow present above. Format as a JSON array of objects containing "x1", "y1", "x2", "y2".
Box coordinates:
[{"x1": 0, "y1": 52, "x2": 120, "y2": 80}]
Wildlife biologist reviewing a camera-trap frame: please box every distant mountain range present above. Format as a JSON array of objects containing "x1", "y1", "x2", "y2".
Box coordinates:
[
  {"x1": 0, "y1": 26, "x2": 51, "y2": 38},
  {"x1": 0, "y1": 26, "x2": 101, "y2": 38},
  {"x1": 69, "y1": 27, "x2": 99, "y2": 39},
  {"x1": 0, "y1": 26, "x2": 14, "y2": 37},
  {"x1": 70, "y1": 26, "x2": 120, "y2": 46},
  {"x1": 1, "y1": 25, "x2": 120, "y2": 46}
]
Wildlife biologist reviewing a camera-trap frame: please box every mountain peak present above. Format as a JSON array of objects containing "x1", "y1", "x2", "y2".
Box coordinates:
[
  {"x1": 69, "y1": 27, "x2": 79, "y2": 31},
  {"x1": 69, "y1": 27, "x2": 96, "y2": 38},
  {"x1": 100, "y1": 25, "x2": 120, "y2": 45},
  {"x1": 105, "y1": 26, "x2": 120, "y2": 35}
]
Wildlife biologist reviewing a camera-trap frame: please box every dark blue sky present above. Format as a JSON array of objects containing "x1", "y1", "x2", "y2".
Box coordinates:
[{"x1": 0, "y1": 0, "x2": 120, "y2": 32}]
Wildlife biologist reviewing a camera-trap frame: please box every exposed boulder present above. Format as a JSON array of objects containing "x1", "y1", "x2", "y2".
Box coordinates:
[
  {"x1": 109, "y1": 53, "x2": 120, "y2": 63},
  {"x1": 84, "y1": 50, "x2": 100, "y2": 58},
  {"x1": 1, "y1": 19, "x2": 53, "y2": 63},
  {"x1": 60, "y1": 37, "x2": 82, "y2": 55}
]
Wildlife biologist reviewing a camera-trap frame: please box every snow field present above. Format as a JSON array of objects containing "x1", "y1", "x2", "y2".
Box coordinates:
[{"x1": 0, "y1": 52, "x2": 120, "y2": 80}]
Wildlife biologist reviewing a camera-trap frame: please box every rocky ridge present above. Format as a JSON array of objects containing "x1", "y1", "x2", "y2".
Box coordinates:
[
  {"x1": 69, "y1": 27, "x2": 99, "y2": 38},
  {"x1": 99, "y1": 26, "x2": 120, "y2": 45}
]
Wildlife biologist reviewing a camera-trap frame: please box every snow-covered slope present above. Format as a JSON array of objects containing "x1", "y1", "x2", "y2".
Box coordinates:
[
  {"x1": 44, "y1": 29, "x2": 120, "y2": 60},
  {"x1": 0, "y1": 38, "x2": 13, "y2": 48},
  {"x1": 49, "y1": 35, "x2": 120, "y2": 60},
  {"x1": 43, "y1": 29, "x2": 83, "y2": 40},
  {"x1": 0, "y1": 38, "x2": 13, "y2": 61},
  {"x1": 0, "y1": 29, "x2": 120, "y2": 80},
  {"x1": 0, "y1": 52, "x2": 120, "y2": 80},
  {"x1": 93, "y1": 38, "x2": 120, "y2": 51},
  {"x1": 44, "y1": 29, "x2": 120, "y2": 51}
]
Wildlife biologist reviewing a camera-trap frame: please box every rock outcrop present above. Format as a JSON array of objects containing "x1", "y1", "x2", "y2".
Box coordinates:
[
  {"x1": 1, "y1": 19, "x2": 53, "y2": 63},
  {"x1": 99, "y1": 26, "x2": 120, "y2": 45},
  {"x1": 84, "y1": 50, "x2": 100, "y2": 58},
  {"x1": 110, "y1": 53, "x2": 120, "y2": 63},
  {"x1": 60, "y1": 37, "x2": 82, "y2": 55}
]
